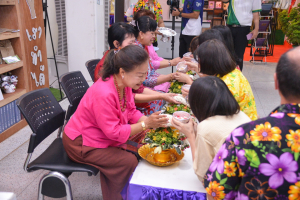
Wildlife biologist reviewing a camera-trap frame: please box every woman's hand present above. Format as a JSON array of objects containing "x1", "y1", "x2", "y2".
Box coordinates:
[
  {"x1": 183, "y1": 56, "x2": 193, "y2": 62},
  {"x1": 145, "y1": 111, "x2": 169, "y2": 129},
  {"x1": 186, "y1": 61, "x2": 199, "y2": 72},
  {"x1": 174, "y1": 72, "x2": 192, "y2": 84},
  {"x1": 170, "y1": 57, "x2": 182, "y2": 66},
  {"x1": 171, "y1": 118, "x2": 196, "y2": 140},
  {"x1": 181, "y1": 88, "x2": 189, "y2": 98},
  {"x1": 162, "y1": 93, "x2": 181, "y2": 104}
]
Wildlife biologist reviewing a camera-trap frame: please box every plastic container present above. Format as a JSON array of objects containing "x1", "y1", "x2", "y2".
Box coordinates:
[
  {"x1": 176, "y1": 62, "x2": 188, "y2": 73},
  {"x1": 183, "y1": 52, "x2": 192, "y2": 57},
  {"x1": 173, "y1": 111, "x2": 191, "y2": 124},
  {"x1": 182, "y1": 84, "x2": 191, "y2": 91}
]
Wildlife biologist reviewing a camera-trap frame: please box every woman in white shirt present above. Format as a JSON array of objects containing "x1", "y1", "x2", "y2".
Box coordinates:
[{"x1": 171, "y1": 76, "x2": 251, "y2": 182}]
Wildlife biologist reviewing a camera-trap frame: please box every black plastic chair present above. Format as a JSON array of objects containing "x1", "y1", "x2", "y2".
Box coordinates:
[
  {"x1": 17, "y1": 88, "x2": 98, "y2": 200},
  {"x1": 59, "y1": 71, "x2": 89, "y2": 136},
  {"x1": 85, "y1": 59, "x2": 100, "y2": 82}
]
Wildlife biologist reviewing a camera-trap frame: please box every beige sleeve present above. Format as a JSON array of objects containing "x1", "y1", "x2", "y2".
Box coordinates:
[{"x1": 193, "y1": 133, "x2": 215, "y2": 182}]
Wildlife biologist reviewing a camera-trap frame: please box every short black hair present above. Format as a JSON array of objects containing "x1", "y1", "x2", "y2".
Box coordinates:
[
  {"x1": 276, "y1": 49, "x2": 300, "y2": 100},
  {"x1": 188, "y1": 76, "x2": 240, "y2": 122},
  {"x1": 134, "y1": 16, "x2": 157, "y2": 38},
  {"x1": 195, "y1": 39, "x2": 236, "y2": 77},
  {"x1": 108, "y1": 22, "x2": 135, "y2": 49},
  {"x1": 212, "y1": 25, "x2": 239, "y2": 63},
  {"x1": 198, "y1": 29, "x2": 225, "y2": 46}
]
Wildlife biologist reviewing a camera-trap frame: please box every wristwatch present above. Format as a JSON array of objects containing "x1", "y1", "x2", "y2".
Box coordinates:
[
  {"x1": 179, "y1": 11, "x2": 182, "y2": 17},
  {"x1": 141, "y1": 121, "x2": 146, "y2": 131}
]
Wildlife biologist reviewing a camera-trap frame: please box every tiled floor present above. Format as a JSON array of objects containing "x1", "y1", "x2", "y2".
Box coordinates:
[{"x1": 0, "y1": 61, "x2": 280, "y2": 200}]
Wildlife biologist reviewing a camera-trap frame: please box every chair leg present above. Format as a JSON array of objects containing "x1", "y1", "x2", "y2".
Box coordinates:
[{"x1": 38, "y1": 171, "x2": 73, "y2": 200}]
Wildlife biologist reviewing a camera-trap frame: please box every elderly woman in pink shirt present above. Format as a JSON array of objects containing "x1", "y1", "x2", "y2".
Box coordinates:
[{"x1": 63, "y1": 45, "x2": 168, "y2": 200}]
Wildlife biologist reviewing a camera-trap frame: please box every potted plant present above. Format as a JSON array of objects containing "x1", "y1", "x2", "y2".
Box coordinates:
[
  {"x1": 279, "y1": 3, "x2": 300, "y2": 46},
  {"x1": 143, "y1": 127, "x2": 190, "y2": 163}
]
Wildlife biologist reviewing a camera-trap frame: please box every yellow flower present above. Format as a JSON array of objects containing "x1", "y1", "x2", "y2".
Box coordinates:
[
  {"x1": 167, "y1": 107, "x2": 170, "y2": 111},
  {"x1": 250, "y1": 122, "x2": 282, "y2": 142},
  {"x1": 205, "y1": 181, "x2": 225, "y2": 200},
  {"x1": 236, "y1": 160, "x2": 244, "y2": 177},
  {"x1": 173, "y1": 132, "x2": 178, "y2": 138},
  {"x1": 139, "y1": 1, "x2": 145, "y2": 7},
  {"x1": 288, "y1": 181, "x2": 300, "y2": 200},
  {"x1": 178, "y1": 86, "x2": 181, "y2": 89},
  {"x1": 171, "y1": 82, "x2": 174, "y2": 87},
  {"x1": 288, "y1": 114, "x2": 300, "y2": 126},
  {"x1": 153, "y1": 136, "x2": 157, "y2": 141},
  {"x1": 224, "y1": 161, "x2": 237, "y2": 177},
  {"x1": 286, "y1": 129, "x2": 300, "y2": 153},
  {"x1": 157, "y1": 2, "x2": 161, "y2": 8},
  {"x1": 161, "y1": 137, "x2": 167, "y2": 141}
]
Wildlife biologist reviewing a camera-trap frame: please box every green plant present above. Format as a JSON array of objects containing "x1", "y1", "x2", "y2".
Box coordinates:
[
  {"x1": 143, "y1": 127, "x2": 189, "y2": 155},
  {"x1": 278, "y1": 10, "x2": 289, "y2": 33},
  {"x1": 278, "y1": 4, "x2": 300, "y2": 46},
  {"x1": 286, "y1": 4, "x2": 300, "y2": 46},
  {"x1": 163, "y1": 103, "x2": 191, "y2": 114}
]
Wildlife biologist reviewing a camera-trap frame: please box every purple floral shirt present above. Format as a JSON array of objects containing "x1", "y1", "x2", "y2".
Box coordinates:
[{"x1": 204, "y1": 104, "x2": 300, "y2": 200}]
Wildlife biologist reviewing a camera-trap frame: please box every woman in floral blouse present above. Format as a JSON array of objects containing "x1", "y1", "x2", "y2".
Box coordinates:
[{"x1": 178, "y1": 39, "x2": 258, "y2": 120}]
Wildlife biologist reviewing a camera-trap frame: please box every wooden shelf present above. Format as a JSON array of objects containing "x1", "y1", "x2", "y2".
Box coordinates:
[
  {"x1": 0, "y1": 88, "x2": 26, "y2": 108},
  {"x1": 0, "y1": 32, "x2": 20, "y2": 40},
  {"x1": 0, "y1": 119, "x2": 27, "y2": 143},
  {"x1": 0, "y1": 0, "x2": 15, "y2": 5},
  {"x1": 0, "y1": 60, "x2": 23, "y2": 74}
]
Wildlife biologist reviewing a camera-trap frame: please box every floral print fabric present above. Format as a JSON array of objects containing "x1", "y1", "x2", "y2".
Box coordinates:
[
  {"x1": 204, "y1": 104, "x2": 300, "y2": 200},
  {"x1": 220, "y1": 68, "x2": 258, "y2": 121}
]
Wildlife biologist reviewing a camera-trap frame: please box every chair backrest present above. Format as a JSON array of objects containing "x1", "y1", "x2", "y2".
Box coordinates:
[
  {"x1": 16, "y1": 88, "x2": 65, "y2": 153},
  {"x1": 59, "y1": 71, "x2": 89, "y2": 120},
  {"x1": 85, "y1": 59, "x2": 100, "y2": 82}
]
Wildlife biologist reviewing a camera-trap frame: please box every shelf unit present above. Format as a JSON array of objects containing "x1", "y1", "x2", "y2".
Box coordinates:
[{"x1": 0, "y1": 0, "x2": 49, "y2": 142}]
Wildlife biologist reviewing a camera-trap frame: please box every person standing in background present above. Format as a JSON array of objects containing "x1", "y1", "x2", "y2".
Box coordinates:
[
  {"x1": 223, "y1": 0, "x2": 261, "y2": 71},
  {"x1": 172, "y1": 0, "x2": 204, "y2": 57}
]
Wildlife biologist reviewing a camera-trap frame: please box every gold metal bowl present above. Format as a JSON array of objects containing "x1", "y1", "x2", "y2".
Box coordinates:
[{"x1": 138, "y1": 145, "x2": 185, "y2": 167}]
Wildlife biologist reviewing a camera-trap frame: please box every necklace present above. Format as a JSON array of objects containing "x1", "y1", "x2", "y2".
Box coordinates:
[{"x1": 113, "y1": 75, "x2": 126, "y2": 112}]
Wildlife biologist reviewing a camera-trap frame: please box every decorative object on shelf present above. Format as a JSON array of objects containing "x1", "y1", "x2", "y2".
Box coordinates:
[
  {"x1": 0, "y1": 28, "x2": 20, "y2": 34},
  {"x1": 143, "y1": 127, "x2": 189, "y2": 157},
  {"x1": 138, "y1": 144, "x2": 185, "y2": 167},
  {"x1": 0, "y1": 40, "x2": 15, "y2": 64},
  {"x1": 1, "y1": 74, "x2": 18, "y2": 94},
  {"x1": 215, "y1": 1, "x2": 222, "y2": 9},
  {"x1": 2, "y1": 55, "x2": 21, "y2": 64},
  {"x1": 0, "y1": 89, "x2": 3, "y2": 101},
  {"x1": 208, "y1": 1, "x2": 215, "y2": 9},
  {"x1": 25, "y1": 0, "x2": 37, "y2": 19}
]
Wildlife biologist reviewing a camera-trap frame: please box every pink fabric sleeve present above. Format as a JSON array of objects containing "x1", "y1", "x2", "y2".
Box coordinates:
[
  {"x1": 148, "y1": 45, "x2": 164, "y2": 70},
  {"x1": 127, "y1": 88, "x2": 144, "y2": 124},
  {"x1": 93, "y1": 93, "x2": 131, "y2": 144}
]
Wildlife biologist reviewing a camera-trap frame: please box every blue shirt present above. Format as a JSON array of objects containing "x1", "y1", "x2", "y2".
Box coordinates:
[{"x1": 181, "y1": 0, "x2": 204, "y2": 36}]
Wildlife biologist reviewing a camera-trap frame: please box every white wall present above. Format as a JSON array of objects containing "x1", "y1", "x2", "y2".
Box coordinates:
[
  {"x1": 65, "y1": 0, "x2": 105, "y2": 81},
  {"x1": 45, "y1": 1, "x2": 69, "y2": 88}
]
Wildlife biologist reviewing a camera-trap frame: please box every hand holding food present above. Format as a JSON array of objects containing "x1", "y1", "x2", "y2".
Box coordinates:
[
  {"x1": 162, "y1": 93, "x2": 181, "y2": 104},
  {"x1": 145, "y1": 111, "x2": 169, "y2": 129}
]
